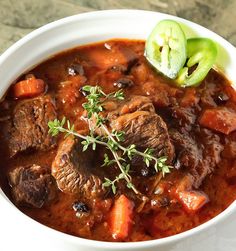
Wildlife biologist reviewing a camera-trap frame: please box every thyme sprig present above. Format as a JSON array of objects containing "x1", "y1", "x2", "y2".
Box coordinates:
[{"x1": 48, "y1": 85, "x2": 172, "y2": 195}]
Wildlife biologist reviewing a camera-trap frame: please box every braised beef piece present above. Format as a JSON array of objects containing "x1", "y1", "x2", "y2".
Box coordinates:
[
  {"x1": 170, "y1": 128, "x2": 223, "y2": 188},
  {"x1": 199, "y1": 75, "x2": 229, "y2": 108},
  {"x1": 99, "y1": 96, "x2": 174, "y2": 176},
  {"x1": 8, "y1": 165, "x2": 57, "y2": 208},
  {"x1": 222, "y1": 141, "x2": 236, "y2": 159},
  {"x1": 199, "y1": 128, "x2": 224, "y2": 181},
  {"x1": 171, "y1": 106, "x2": 197, "y2": 127},
  {"x1": 171, "y1": 130, "x2": 201, "y2": 172},
  {"x1": 8, "y1": 95, "x2": 57, "y2": 156},
  {"x1": 52, "y1": 136, "x2": 106, "y2": 198},
  {"x1": 106, "y1": 95, "x2": 155, "y2": 115}
]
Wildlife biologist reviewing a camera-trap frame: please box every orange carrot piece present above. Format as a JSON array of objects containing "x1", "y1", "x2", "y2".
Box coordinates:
[
  {"x1": 110, "y1": 194, "x2": 134, "y2": 240},
  {"x1": 177, "y1": 190, "x2": 209, "y2": 213},
  {"x1": 199, "y1": 108, "x2": 236, "y2": 135},
  {"x1": 13, "y1": 78, "x2": 45, "y2": 99}
]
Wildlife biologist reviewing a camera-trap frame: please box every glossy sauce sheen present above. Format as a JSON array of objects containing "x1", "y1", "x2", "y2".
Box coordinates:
[{"x1": 0, "y1": 40, "x2": 236, "y2": 242}]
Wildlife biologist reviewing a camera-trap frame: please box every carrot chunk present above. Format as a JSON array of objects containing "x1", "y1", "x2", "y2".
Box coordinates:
[
  {"x1": 13, "y1": 77, "x2": 45, "y2": 99},
  {"x1": 177, "y1": 190, "x2": 209, "y2": 213},
  {"x1": 199, "y1": 108, "x2": 236, "y2": 134},
  {"x1": 110, "y1": 194, "x2": 134, "y2": 240}
]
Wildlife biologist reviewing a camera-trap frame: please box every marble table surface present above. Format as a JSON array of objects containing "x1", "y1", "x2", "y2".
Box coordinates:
[{"x1": 0, "y1": 0, "x2": 236, "y2": 54}]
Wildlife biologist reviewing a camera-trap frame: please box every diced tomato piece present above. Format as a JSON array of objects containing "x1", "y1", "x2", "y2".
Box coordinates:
[
  {"x1": 110, "y1": 194, "x2": 134, "y2": 240},
  {"x1": 13, "y1": 77, "x2": 45, "y2": 99},
  {"x1": 199, "y1": 108, "x2": 236, "y2": 134},
  {"x1": 177, "y1": 190, "x2": 209, "y2": 213},
  {"x1": 86, "y1": 46, "x2": 137, "y2": 70},
  {"x1": 58, "y1": 75, "x2": 86, "y2": 105}
]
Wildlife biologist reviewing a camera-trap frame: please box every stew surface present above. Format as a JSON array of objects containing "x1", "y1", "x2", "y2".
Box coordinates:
[{"x1": 0, "y1": 39, "x2": 236, "y2": 242}]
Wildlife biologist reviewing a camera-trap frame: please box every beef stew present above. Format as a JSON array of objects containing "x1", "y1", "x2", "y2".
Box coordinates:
[{"x1": 0, "y1": 39, "x2": 236, "y2": 242}]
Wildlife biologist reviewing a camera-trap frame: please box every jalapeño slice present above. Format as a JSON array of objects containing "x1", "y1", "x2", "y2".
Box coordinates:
[
  {"x1": 145, "y1": 20, "x2": 187, "y2": 79},
  {"x1": 177, "y1": 38, "x2": 217, "y2": 87}
]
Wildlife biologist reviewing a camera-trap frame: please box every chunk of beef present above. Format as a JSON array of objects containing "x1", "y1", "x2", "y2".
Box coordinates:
[
  {"x1": 52, "y1": 136, "x2": 106, "y2": 198},
  {"x1": 160, "y1": 128, "x2": 223, "y2": 212},
  {"x1": 8, "y1": 95, "x2": 57, "y2": 156},
  {"x1": 170, "y1": 129, "x2": 223, "y2": 188},
  {"x1": 8, "y1": 165, "x2": 57, "y2": 208},
  {"x1": 98, "y1": 96, "x2": 174, "y2": 176},
  {"x1": 171, "y1": 106, "x2": 197, "y2": 127},
  {"x1": 142, "y1": 81, "x2": 170, "y2": 107},
  {"x1": 106, "y1": 95, "x2": 155, "y2": 116},
  {"x1": 200, "y1": 128, "x2": 224, "y2": 180},
  {"x1": 115, "y1": 113, "x2": 173, "y2": 166},
  {"x1": 110, "y1": 97, "x2": 174, "y2": 163},
  {"x1": 200, "y1": 82, "x2": 219, "y2": 107},
  {"x1": 142, "y1": 80, "x2": 182, "y2": 108},
  {"x1": 170, "y1": 130, "x2": 201, "y2": 172},
  {"x1": 222, "y1": 141, "x2": 236, "y2": 159}
]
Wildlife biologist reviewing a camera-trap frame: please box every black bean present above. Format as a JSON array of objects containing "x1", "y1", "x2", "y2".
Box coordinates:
[
  {"x1": 140, "y1": 166, "x2": 156, "y2": 177},
  {"x1": 72, "y1": 201, "x2": 89, "y2": 213},
  {"x1": 113, "y1": 78, "x2": 134, "y2": 89},
  {"x1": 79, "y1": 86, "x2": 88, "y2": 97},
  {"x1": 174, "y1": 158, "x2": 181, "y2": 170},
  {"x1": 68, "y1": 63, "x2": 84, "y2": 76},
  {"x1": 151, "y1": 197, "x2": 170, "y2": 208},
  {"x1": 140, "y1": 167, "x2": 149, "y2": 177},
  {"x1": 110, "y1": 65, "x2": 127, "y2": 73},
  {"x1": 159, "y1": 197, "x2": 170, "y2": 207},
  {"x1": 214, "y1": 92, "x2": 229, "y2": 105}
]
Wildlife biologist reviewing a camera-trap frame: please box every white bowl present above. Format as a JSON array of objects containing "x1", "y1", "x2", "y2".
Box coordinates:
[{"x1": 0, "y1": 9, "x2": 236, "y2": 251}]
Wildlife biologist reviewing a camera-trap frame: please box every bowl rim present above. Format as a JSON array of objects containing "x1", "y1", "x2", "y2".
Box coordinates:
[{"x1": 0, "y1": 9, "x2": 236, "y2": 249}]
